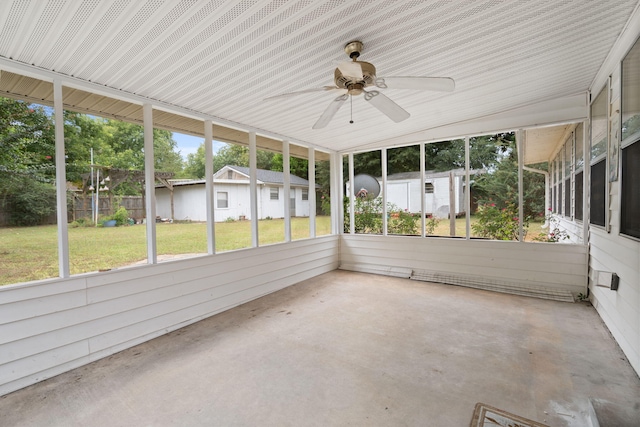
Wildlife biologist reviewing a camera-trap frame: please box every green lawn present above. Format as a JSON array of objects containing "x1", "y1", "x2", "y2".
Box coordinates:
[
  {"x1": 0, "y1": 215, "x2": 547, "y2": 286},
  {"x1": 0, "y1": 216, "x2": 332, "y2": 286}
]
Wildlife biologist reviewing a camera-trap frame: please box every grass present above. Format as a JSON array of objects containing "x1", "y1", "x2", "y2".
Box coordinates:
[
  {"x1": 0, "y1": 216, "x2": 332, "y2": 286},
  {"x1": 0, "y1": 215, "x2": 547, "y2": 286}
]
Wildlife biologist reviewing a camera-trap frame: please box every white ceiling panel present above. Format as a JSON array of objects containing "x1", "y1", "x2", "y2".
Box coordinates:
[{"x1": 0, "y1": 0, "x2": 638, "y2": 153}]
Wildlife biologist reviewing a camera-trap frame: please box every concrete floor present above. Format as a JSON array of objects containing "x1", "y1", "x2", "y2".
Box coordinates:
[{"x1": 1, "y1": 270, "x2": 639, "y2": 426}]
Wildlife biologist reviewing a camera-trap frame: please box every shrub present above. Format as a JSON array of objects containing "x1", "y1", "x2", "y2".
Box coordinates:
[
  {"x1": 69, "y1": 217, "x2": 93, "y2": 228},
  {"x1": 112, "y1": 206, "x2": 129, "y2": 226},
  {"x1": 6, "y1": 179, "x2": 56, "y2": 226},
  {"x1": 388, "y1": 209, "x2": 419, "y2": 235},
  {"x1": 532, "y1": 211, "x2": 570, "y2": 242},
  {"x1": 471, "y1": 202, "x2": 529, "y2": 240}
]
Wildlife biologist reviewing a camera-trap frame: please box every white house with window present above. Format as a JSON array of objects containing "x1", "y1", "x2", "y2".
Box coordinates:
[
  {"x1": 155, "y1": 165, "x2": 313, "y2": 221},
  {"x1": 383, "y1": 169, "x2": 487, "y2": 217}
]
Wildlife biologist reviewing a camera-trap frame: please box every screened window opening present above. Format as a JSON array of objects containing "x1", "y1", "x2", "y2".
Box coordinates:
[
  {"x1": 620, "y1": 36, "x2": 640, "y2": 239},
  {"x1": 590, "y1": 160, "x2": 606, "y2": 227},
  {"x1": 621, "y1": 140, "x2": 640, "y2": 238},
  {"x1": 270, "y1": 187, "x2": 279, "y2": 200}
]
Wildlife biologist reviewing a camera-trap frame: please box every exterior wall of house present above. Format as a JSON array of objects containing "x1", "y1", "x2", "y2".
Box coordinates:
[
  {"x1": 427, "y1": 176, "x2": 463, "y2": 217},
  {"x1": 376, "y1": 175, "x2": 464, "y2": 216},
  {"x1": 215, "y1": 183, "x2": 252, "y2": 221},
  {"x1": 340, "y1": 234, "x2": 587, "y2": 297},
  {"x1": 156, "y1": 183, "x2": 311, "y2": 222},
  {"x1": 259, "y1": 185, "x2": 283, "y2": 219},
  {"x1": 156, "y1": 185, "x2": 206, "y2": 221},
  {"x1": 587, "y1": 57, "x2": 640, "y2": 375},
  {"x1": 0, "y1": 236, "x2": 340, "y2": 396}
]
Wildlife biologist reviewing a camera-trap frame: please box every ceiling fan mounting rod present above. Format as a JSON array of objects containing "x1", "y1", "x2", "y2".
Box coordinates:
[{"x1": 344, "y1": 40, "x2": 363, "y2": 59}]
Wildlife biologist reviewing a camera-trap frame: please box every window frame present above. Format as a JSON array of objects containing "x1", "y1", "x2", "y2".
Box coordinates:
[
  {"x1": 270, "y1": 187, "x2": 279, "y2": 200},
  {"x1": 216, "y1": 191, "x2": 229, "y2": 209},
  {"x1": 589, "y1": 84, "x2": 609, "y2": 229},
  {"x1": 620, "y1": 35, "x2": 640, "y2": 240}
]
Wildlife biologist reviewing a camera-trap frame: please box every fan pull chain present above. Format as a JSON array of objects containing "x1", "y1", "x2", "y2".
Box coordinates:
[{"x1": 349, "y1": 95, "x2": 354, "y2": 124}]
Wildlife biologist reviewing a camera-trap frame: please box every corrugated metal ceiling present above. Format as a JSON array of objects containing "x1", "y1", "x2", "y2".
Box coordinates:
[{"x1": 0, "y1": 0, "x2": 638, "y2": 154}]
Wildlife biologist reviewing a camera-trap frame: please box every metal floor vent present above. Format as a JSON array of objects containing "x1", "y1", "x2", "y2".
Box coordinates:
[
  {"x1": 339, "y1": 263, "x2": 412, "y2": 279},
  {"x1": 411, "y1": 269, "x2": 575, "y2": 303}
]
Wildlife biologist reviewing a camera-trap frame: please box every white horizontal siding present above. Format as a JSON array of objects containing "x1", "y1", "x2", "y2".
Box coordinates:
[
  {"x1": 589, "y1": 227, "x2": 640, "y2": 376},
  {"x1": 341, "y1": 235, "x2": 587, "y2": 295},
  {"x1": 0, "y1": 236, "x2": 339, "y2": 396}
]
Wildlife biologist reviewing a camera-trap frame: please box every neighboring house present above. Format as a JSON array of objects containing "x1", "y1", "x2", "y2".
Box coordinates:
[
  {"x1": 156, "y1": 165, "x2": 314, "y2": 222},
  {"x1": 348, "y1": 168, "x2": 483, "y2": 218}
]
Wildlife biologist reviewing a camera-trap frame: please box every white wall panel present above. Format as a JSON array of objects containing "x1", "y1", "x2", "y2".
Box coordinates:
[
  {"x1": 589, "y1": 227, "x2": 640, "y2": 375},
  {"x1": 0, "y1": 236, "x2": 338, "y2": 396},
  {"x1": 341, "y1": 235, "x2": 588, "y2": 296}
]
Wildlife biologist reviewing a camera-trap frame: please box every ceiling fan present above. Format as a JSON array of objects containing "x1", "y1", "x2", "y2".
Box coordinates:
[{"x1": 264, "y1": 41, "x2": 455, "y2": 129}]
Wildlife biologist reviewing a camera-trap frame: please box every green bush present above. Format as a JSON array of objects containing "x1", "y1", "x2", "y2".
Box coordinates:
[
  {"x1": 6, "y1": 178, "x2": 56, "y2": 226},
  {"x1": 69, "y1": 217, "x2": 93, "y2": 228},
  {"x1": 471, "y1": 202, "x2": 529, "y2": 240},
  {"x1": 112, "y1": 206, "x2": 129, "y2": 226},
  {"x1": 344, "y1": 197, "x2": 425, "y2": 235},
  {"x1": 532, "y1": 211, "x2": 570, "y2": 242}
]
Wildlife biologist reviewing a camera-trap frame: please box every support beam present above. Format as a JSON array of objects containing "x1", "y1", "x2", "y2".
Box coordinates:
[
  {"x1": 249, "y1": 132, "x2": 258, "y2": 247},
  {"x1": 54, "y1": 79, "x2": 70, "y2": 278},
  {"x1": 420, "y1": 143, "x2": 426, "y2": 238},
  {"x1": 143, "y1": 103, "x2": 157, "y2": 264},
  {"x1": 205, "y1": 120, "x2": 215, "y2": 254},
  {"x1": 465, "y1": 136, "x2": 471, "y2": 240},
  {"x1": 283, "y1": 141, "x2": 291, "y2": 242},
  {"x1": 308, "y1": 148, "x2": 316, "y2": 238},
  {"x1": 382, "y1": 148, "x2": 387, "y2": 236},
  {"x1": 349, "y1": 153, "x2": 355, "y2": 234},
  {"x1": 517, "y1": 129, "x2": 525, "y2": 242},
  {"x1": 333, "y1": 152, "x2": 342, "y2": 235}
]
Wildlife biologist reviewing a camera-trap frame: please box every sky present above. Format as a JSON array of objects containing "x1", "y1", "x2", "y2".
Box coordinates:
[{"x1": 172, "y1": 132, "x2": 228, "y2": 161}]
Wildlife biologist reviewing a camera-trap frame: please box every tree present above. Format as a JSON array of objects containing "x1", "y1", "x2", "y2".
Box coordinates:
[
  {"x1": 0, "y1": 98, "x2": 56, "y2": 193},
  {"x1": 0, "y1": 98, "x2": 57, "y2": 225}
]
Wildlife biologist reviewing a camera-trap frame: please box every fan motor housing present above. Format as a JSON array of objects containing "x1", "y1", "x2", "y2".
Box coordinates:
[{"x1": 334, "y1": 61, "x2": 376, "y2": 95}]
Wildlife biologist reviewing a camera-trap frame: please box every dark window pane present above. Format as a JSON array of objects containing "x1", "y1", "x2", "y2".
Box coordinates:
[
  {"x1": 621, "y1": 140, "x2": 640, "y2": 238},
  {"x1": 557, "y1": 184, "x2": 562, "y2": 215},
  {"x1": 564, "y1": 178, "x2": 571, "y2": 217},
  {"x1": 575, "y1": 172, "x2": 583, "y2": 221},
  {"x1": 590, "y1": 160, "x2": 606, "y2": 226}
]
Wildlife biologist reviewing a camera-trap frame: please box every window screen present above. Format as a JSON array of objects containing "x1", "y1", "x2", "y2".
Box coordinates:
[
  {"x1": 564, "y1": 177, "x2": 571, "y2": 218},
  {"x1": 590, "y1": 160, "x2": 606, "y2": 226},
  {"x1": 575, "y1": 172, "x2": 583, "y2": 221},
  {"x1": 621, "y1": 140, "x2": 640, "y2": 238},
  {"x1": 591, "y1": 88, "x2": 608, "y2": 161},
  {"x1": 622, "y1": 36, "x2": 640, "y2": 142},
  {"x1": 302, "y1": 189, "x2": 308, "y2": 200},
  {"x1": 557, "y1": 182, "x2": 562, "y2": 216}
]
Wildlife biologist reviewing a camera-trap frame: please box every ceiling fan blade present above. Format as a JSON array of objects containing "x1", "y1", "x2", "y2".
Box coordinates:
[
  {"x1": 313, "y1": 94, "x2": 348, "y2": 129},
  {"x1": 264, "y1": 86, "x2": 342, "y2": 100},
  {"x1": 375, "y1": 76, "x2": 455, "y2": 92},
  {"x1": 337, "y1": 61, "x2": 363, "y2": 80},
  {"x1": 364, "y1": 90, "x2": 410, "y2": 123}
]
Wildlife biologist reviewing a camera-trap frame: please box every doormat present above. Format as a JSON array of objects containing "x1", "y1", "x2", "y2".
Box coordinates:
[{"x1": 470, "y1": 403, "x2": 549, "y2": 427}]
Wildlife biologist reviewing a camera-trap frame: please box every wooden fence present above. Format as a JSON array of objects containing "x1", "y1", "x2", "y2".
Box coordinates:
[{"x1": 0, "y1": 194, "x2": 145, "y2": 226}]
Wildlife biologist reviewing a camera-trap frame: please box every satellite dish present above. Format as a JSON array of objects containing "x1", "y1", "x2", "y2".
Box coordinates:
[{"x1": 352, "y1": 174, "x2": 380, "y2": 199}]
